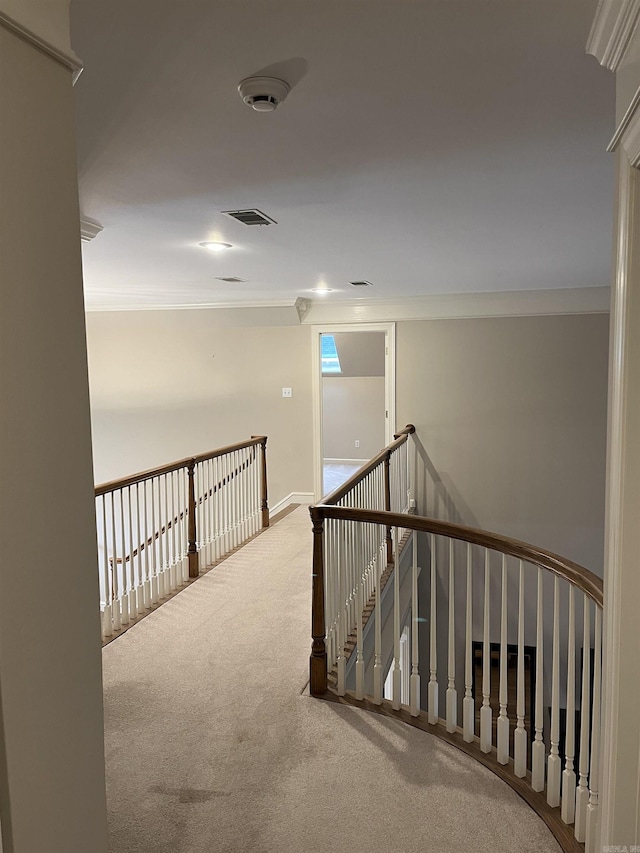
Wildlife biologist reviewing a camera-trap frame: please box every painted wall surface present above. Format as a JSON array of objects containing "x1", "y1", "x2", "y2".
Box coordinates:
[
  {"x1": 396, "y1": 313, "x2": 609, "y2": 574},
  {"x1": 322, "y1": 376, "x2": 385, "y2": 460},
  {"x1": 88, "y1": 311, "x2": 608, "y2": 577},
  {"x1": 331, "y1": 331, "x2": 386, "y2": 376},
  {"x1": 0, "y1": 20, "x2": 108, "y2": 853},
  {"x1": 86, "y1": 311, "x2": 314, "y2": 506},
  {"x1": 0, "y1": 0, "x2": 73, "y2": 53}
]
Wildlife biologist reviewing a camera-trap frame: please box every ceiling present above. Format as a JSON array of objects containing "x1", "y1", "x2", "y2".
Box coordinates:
[{"x1": 71, "y1": 1, "x2": 615, "y2": 313}]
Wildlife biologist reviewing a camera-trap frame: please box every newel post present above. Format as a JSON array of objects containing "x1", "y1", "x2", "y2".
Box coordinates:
[
  {"x1": 187, "y1": 459, "x2": 199, "y2": 578},
  {"x1": 252, "y1": 436, "x2": 269, "y2": 528},
  {"x1": 383, "y1": 451, "x2": 393, "y2": 564},
  {"x1": 309, "y1": 507, "x2": 327, "y2": 696}
]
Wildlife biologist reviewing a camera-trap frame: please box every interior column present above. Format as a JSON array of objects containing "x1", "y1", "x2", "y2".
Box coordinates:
[{"x1": 0, "y1": 4, "x2": 109, "y2": 851}]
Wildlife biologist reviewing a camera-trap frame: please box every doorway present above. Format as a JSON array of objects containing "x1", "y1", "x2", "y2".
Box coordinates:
[{"x1": 312, "y1": 323, "x2": 395, "y2": 501}]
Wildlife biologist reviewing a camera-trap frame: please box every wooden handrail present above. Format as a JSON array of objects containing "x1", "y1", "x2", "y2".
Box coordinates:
[
  {"x1": 110, "y1": 444, "x2": 261, "y2": 567},
  {"x1": 322, "y1": 424, "x2": 415, "y2": 506},
  {"x1": 94, "y1": 436, "x2": 266, "y2": 497},
  {"x1": 393, "y1": 424, "x2": 416, "y2": 440},
  {"x1": 309, "y1": 505, "x2": 603, "y2": 607}
]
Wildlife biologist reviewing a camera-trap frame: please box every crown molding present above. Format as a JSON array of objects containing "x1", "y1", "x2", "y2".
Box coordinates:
[
  {"x1": 84, "y1": 288, "x2": 610, "y2": 323},
  {"x1": 0, "y1": 10, "x2": 83, "y2": 82},
  {"x1": 608, "y1": 81, "x2": 640, "y2": 166},
  {"x1": 300, "y1": 287, "x2": 611, "y2": 325},
  {"x1": 80, "y1": 218, "x2": 103, "y2": 242},
  {"x1": 84, "y1": 297, "x2": 307, "y2": 327},
  {"x1": 587, "y1": 0, "x2": 640, "y2": 70}
]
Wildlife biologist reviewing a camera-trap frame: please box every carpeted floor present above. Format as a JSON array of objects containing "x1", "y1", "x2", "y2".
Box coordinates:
[{"x1": 103, "y1": 507, "x2": 561, "y2": 853}]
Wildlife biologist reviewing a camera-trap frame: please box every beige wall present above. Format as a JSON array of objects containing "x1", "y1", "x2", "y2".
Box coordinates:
[
  {"x1": 322, "y1": 376, "x2": 385, "y2": 460},
  {"x1": 0, "y1": 14, "x2": 108, "y2": 852},
  {"x1": 88, "y1": 311, "x2": 608, "y2": 576},
  {"x1": 396, "y1": 313, "x2": 609, "y2": 574},
  {"x1": 86, "y1": 311, "x2": 314, "y2": 506},
  {"x1": 331, "y1": 331, "x2": 385, "y2": 376}
]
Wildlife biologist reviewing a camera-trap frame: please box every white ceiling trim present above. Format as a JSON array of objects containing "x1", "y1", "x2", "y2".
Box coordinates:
[
  {"x1": 301, "y1": 287, "x2": 611, "y2": 325},
  {"x1": 80, "y1": 218, "x2": 103, "y2": 242},
  {"x1": 608, "y1": 82, "x2": 640, "y2": 164},
  {"x1": 84, "y1": 288, "x2": 610, "y2": 324},
  {"x1": 84, "y1": 298, "x2": 307, "y2": 327},
  {"x1": 0, "y1": 10, "x2": 83, "y2": 81},
  {"x1": 587, "y1": 0, "x2": 640, "y2": 70}
]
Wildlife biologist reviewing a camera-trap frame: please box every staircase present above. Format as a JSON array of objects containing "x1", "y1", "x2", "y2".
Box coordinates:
[{"x1": 309, "y1": 426, "x2": 603, "y2": 853}]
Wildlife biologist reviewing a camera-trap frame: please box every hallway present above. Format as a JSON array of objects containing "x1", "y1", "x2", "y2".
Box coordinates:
[{"x1": 103, "y1": 507, "x2": 561, "y2": 853}]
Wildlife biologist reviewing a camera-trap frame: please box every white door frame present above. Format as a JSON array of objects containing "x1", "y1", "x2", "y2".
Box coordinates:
[{"x1": 311, "y1": 322, "x2": 396, "y2": 503}]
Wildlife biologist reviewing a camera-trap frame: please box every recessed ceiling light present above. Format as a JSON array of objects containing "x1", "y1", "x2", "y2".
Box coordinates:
[
  {"x1": 312, "y1": 287, "x2": 333, "y2": 294},
  {"x1": 199, "y1": 241, "x2": 232, "y2": 252}
]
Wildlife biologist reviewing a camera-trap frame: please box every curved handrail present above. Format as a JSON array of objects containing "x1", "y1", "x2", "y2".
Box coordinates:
[
  {"x1": 95, "y1": 436, "x2": 267, "y2": 497},
  {"x1": 310, "y1": 504, "x2": 603, "y2": 607},
  {"x1": 322, "y1": 424, "x2": 415, "y2": 506}
]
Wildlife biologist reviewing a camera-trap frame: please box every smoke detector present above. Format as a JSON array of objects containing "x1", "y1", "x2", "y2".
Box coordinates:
[{"x1": 238, "y1": 76, "x2": 290, "y2": 112}]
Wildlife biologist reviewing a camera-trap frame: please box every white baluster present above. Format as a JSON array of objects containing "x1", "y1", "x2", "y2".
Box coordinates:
[
  {"x1": 157, "y1": 475, "x2": 167, "y2": 599},
  {"x1": 110, "y1": 491, "x2": 121, "y2": 630},
  {"x1": 575, "y1": 596, "x2": 591, "y2": 842},
  {"x1": 203, "y1": 460, "x2": 210, "y2": 566},
  {"x1": 135, "y1": 483, "x2": 144, "y2": 615},
  {"x1": 480, "y1": 548, "x2": 492, "y2": 753},
  {"x1": 410, "y1": 532, "x2": 420, "y2": 717},
  {"x1": 497, "y1": 554, "x2": 509, "y2": 764},
  {"x1": 100, "y1": 496, "x2": 112, "y2": 638},
  {"x1": 392, "y1": 527, "x2": 402, "y2": 710},
  {"x1": 325, "y1": 518, "x2": 334, "y2": 669},
  {"x1": 240, "y1": 449, "x2": 248, "y2": 543},
  {"x1": 355, "y1": 523, "x2": 364, "y2": 701},
  {"x1": 428, "y1": 533, "x2": 438, "y2": 724},
  {"x1": 215, "y1": 458, "x2": 222, "y2": 555},
  {"x1": 532, "y1": 567, "x2": 545, "y2": 791},
  {"x1": 164, "y1": 474, "x2": 172, "y2": 595},
  {"x1": 562, "y1": 585, "x2": 577, "y2": 824},
  {"x1": 547, "y1": 577, "x2": 561, "y2": 807},
  {"x1": 126, "y1": 486, "x2": 136, "y2": 617},
  {"x1": 170, "y1": 471, "x2": 178, "y2": 590},
  {"x1": 225, "y1": 454, "x2": 232, "y2": 553},
  {"x1": 585, "y1": 607, "x2": 601, "y2": 853},
  {"x1": 446, "y1": 538, "x2": 457, "y2": 732},
  {"x1": 119, "y1": 489, "x2": 130, "y2": 625},
  {"x1": 514, "y1": 560, "x2": 527, "y2": 777},
  {"x1": 349, "y1": 519, "x2": 357, "y2": 637},
  {"x1": 463, "y1": 542, "x2": 474, "y2": 742},
  {"x1": 232, "y1": 451, "x2": 239, "y2": 549},
  {"x1": 150, "y1": 478, "x2": 159, "y2": 604},
  {"x1": 181, "y1": 466, "x2": 188, "y2": 580},
  {"x1": 254, "y1": 446, "x2": 259, "y2": 534},
  {"x1": 336, "y1": 520, "x2": 345, "y2": 696},
  {"x1": 143, "y1": 480, "x2": 152, "y2": 608},
  {"x1": 373, "y1": 534, "x2": 383, "y2": 705},
  {"x1": 219, "y1": 459, "x2": 226, "y2": 556}
]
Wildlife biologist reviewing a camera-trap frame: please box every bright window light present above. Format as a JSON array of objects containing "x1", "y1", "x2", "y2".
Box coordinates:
[{"x1": 321, "y1": 334, "x2": 342, "y2": 374}]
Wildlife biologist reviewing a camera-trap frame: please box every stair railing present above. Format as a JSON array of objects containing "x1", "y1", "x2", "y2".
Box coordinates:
[
  {"x1": 95, "y1": 436, "x2": 268, "y2": 640},
  {"x1": 315, "y1": 425, "x2": 415, "y2": 692},
  {"x1": 310, "y1": 507, "x2": 603, "y2": 853}
]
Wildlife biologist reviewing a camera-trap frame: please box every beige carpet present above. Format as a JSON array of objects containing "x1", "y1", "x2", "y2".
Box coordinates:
[{"x1": 103, "y1": 507, "x2": 561, "y2": 853}]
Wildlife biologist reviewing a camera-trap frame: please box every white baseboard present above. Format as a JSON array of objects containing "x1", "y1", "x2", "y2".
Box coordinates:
[
  {"x1": 269, "y1": 492, "x2": 315, "y2": 518},
  {"x1": 323, "y1": 458, "x2": 369, "y2": 466}
]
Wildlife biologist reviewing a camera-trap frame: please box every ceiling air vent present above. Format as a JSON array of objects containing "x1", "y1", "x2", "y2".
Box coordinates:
[
  {"x1": 222, "y1": 209, "x2": 276, "y2": 226},
  {"x1": 350, "y1": 280, "x2": 373, "y2": 287},
  {"x1": 215, "y1": 277, "x2": 246, "y2": 283}
]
